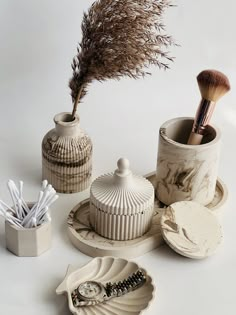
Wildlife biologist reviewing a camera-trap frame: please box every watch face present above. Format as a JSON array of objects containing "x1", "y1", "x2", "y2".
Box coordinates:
[{"x1": 78, "y1": 281, "x2": 102, "y2": 299}]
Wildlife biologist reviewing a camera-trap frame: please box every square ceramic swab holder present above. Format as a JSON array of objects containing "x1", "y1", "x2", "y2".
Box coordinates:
[
  {"x1": 1, "y1": 180, "x2": 56, "y2": 257},
  {"x1": 5, "y1": 202, "x2": 52, "y2": 257},
  {"x1": 5, "y1": 220, "x2": 51, "y2": 257}
]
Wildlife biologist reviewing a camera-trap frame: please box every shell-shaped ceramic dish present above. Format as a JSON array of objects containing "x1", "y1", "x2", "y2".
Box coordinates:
[{"x1": 56, "y1": 256, "x2": 155, "y2": 315}]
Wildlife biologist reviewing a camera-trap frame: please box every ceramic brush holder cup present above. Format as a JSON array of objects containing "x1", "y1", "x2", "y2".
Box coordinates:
[
  {"x1": 156, "y1": 117, "x2": 221, "y2": 206},
  {"x1": 42, "y1": 112, "x2": 93, "y2": 193},
  {"x1": 90, "y1": 158, "x2": 155, "y2": 241}
]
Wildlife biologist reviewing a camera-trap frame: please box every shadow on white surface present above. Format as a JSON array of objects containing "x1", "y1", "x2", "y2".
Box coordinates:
[
  {"x1": 43, "y1": 277, "x2": 71, "y2": 315},
  {"x1": 58, "y1": 218, "x2": 76, "y2": 249},
  {"x1": 0, "y1": 230, "x2": 6, "y2": 250},
  {"x1": 56, "y1": 302, "x2": 72, "y2": 315},
  {"x1": 154, "y1": 244, "x2": 199, "y2": 263}
]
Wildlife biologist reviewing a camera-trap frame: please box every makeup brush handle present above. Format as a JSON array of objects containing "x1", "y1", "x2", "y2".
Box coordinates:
[{"x1": 187, "y1": 132, "x2": 203, "y2": 145}]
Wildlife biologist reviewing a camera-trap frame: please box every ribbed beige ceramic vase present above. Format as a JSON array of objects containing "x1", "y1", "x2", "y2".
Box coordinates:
[{"x1": 42, "y1": 112, "x2": 92, "y2": 193}]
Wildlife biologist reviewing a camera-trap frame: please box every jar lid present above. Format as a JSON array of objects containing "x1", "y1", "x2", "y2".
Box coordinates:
[
  {"x1": 160, "y1": 201, "x2": 222, "y2": 259},
  {"x1": 90, "y1": 158, "x2": 154, "y2": 215}
]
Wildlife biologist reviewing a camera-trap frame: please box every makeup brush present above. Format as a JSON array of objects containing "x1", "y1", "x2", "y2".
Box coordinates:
[{"x1": 187, "y1": 69, "x2": 230, "y2": 145}]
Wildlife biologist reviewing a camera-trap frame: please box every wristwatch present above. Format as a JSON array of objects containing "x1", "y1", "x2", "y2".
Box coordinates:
[{"x1": 71, "y1": 269, "x2": 146, "y2": 307}]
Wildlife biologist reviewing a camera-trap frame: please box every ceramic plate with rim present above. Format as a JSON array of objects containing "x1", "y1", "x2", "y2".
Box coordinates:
[
  {"x1": 161, "y1": 201, "x2": 223, "y2": 259},
  {"x1": 56, "y1": 256, "x2": 155, "y2": 315}
]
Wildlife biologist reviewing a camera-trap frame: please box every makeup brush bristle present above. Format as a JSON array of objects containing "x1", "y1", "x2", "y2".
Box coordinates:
[{"x1": 197, "y1": 69, "x2": 230, "y2": 102}]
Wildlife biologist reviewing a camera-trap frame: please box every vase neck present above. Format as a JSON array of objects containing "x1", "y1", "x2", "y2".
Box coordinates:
[{"x1": 54, "y1": 112, "x2": 81, "y2": 136}]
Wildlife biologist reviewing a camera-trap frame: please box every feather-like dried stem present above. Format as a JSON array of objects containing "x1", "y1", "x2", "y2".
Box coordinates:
[
  {"x1": 69, "y1": 0, "x2": 176, "y2": 115},
  {"x1": 72, "y1": 83, "x2": 85, "y2": 119}
]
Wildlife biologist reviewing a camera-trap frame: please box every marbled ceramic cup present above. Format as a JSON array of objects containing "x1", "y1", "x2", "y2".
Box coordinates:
[{"x1": 156, "y1": 117, "x2": 221, "y2": 206}]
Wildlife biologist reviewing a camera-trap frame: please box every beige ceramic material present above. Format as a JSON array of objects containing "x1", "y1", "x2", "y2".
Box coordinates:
[
  {"x1": 161, "y1": 201, "x2": 223, "y2": 259},
  {"x1": 156, "y1": 117, "x2": 221, "y2": 206},
  {"x1": 68, "y1": 196, "x2": 163, "y2": 258},
  {"x1": 148, "y1": 172, "x2": 228, "y2": 214},
  {"x1": 5, "y1": 220, "x2": 51, "y2": 257},
  {"x1": 67, "y1": 172, "x2": 227, "y2": 258},
  {"x1": 90, "y1": 158, "x2": 154, "y2": 241},
  {"x1": 56, "y1": 256, "x2": 155, "y2": 315},
  {"x1": 42, "y1": 112, "x2": 92, "y2": 193}
]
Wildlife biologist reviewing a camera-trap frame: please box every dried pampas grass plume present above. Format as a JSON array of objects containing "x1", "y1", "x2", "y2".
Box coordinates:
[{"x1": 70, "y1": 0, "x2": 175, "y2": 118}]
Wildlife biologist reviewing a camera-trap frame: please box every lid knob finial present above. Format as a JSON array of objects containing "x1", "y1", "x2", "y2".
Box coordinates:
[
  {"x1": 116, "y1": 158, "x2": 131, "y2": 177},
  {"x1": 117, "y1": 158, "x2": 129, "y2": 171}
]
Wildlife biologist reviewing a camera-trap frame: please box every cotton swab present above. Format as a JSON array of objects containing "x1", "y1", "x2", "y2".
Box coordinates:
[
  {"x1": 42, "y1": 180, "x2": 48, "y2": 190},
  {"x1": 0, "y1": 200, "x2": 17, "y2": 215},
  {"x1": 0, "y1": 180, "x2": 58, "y2": 229},
  {"x1": 21, "y1": 191, "x2": 44, "y2": 227},
  {"x1": 7, "y1": 180, "x2": 19, "y2": 218}
]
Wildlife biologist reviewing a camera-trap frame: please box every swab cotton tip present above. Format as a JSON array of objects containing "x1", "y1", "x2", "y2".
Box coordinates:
[
  {"x1": 44, "y1": 185, "x2": 53, "y2": 195},
  {"x1": 46, "y1": 213, "x2": 51, "y2": 222},
  {"x1": 48, "y1": 195, "x2": 59, "y2": 207},
  {"x1": 32, "y1": 217, "x2": 37, "y2": 227},
  {"x1": 42, "y1": 180, "x2": 48, "y2": 190},
  {"x1": 0, "y1": 200, "x2": 15, "y2": 213},
  {"x1": 3, "y1": 179, "x2": 58, "y2": 228},
  {"x1": 19, "y1": 181, "x2": 23, "y2": 197}
]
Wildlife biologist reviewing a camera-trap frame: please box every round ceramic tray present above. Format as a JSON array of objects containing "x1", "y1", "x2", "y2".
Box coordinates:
[
  {"x1": 68, "y1": 197, "x2": 164, "y2": 259},
  {"x1": 147, "y1": 172, "x2": 228, "y2": 214},
  {"x1": 67, "y1": 172, "x2": 227, "y2": 258},
  {"x1": 56, "y1": 256, "x2": 155, "y2": 315}
]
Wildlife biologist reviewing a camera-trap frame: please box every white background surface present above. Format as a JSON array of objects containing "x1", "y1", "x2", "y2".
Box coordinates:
[{"x1": 0, "y1": 0, "x2": 236, "y2": 314}]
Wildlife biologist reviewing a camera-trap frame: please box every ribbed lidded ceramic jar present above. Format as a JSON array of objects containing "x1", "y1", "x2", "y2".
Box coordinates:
[
  {"x1": 90, "y1": 158, "x2": 154, "y2": 241},
  {"x1": 42, "y1": 112, "x2": 92, "y2": 193}
]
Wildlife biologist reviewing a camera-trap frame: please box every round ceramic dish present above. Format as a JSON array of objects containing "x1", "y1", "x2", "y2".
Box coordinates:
[
  {"x1": 67, "y1": 172, "x2": 227, "y2": 258},
  {"x1": 160, "y1": 201, "x2": 223, "y2": 259},
  {"x1": 67, "y1": 197, "x2": 164, "y2": 258},
  {"x1": 56, "y1": 256, "x2": 155, "y2": 315}
]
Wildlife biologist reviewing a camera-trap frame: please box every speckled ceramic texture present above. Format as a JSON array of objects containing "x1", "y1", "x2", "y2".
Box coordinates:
[
  {"x1": 90, "y1": 159, "x2": 154, "y2": 241},
  {"x1": 42, "y1": 112, "x2": 92, "y2": 194},
  {"x1": 156, "y1": 117, "x2": 221, "y2": 206},
  {"x1": 56, "y1": 256, "x2": 155, "y2": 315}
]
